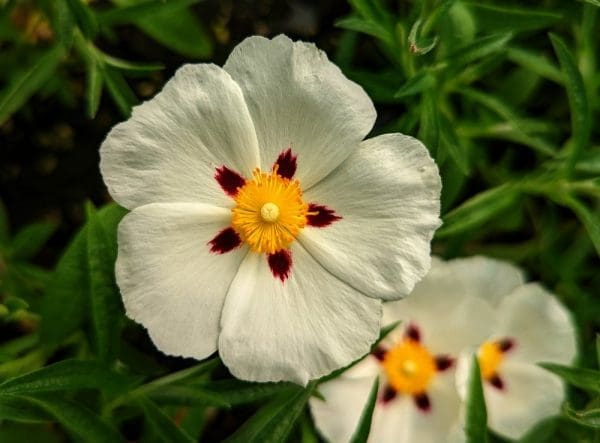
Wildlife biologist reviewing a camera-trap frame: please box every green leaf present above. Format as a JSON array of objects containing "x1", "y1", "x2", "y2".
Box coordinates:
[
  {"x1": 419, "y1": 88, "x2": 440, "y2": 159},
  {"x1": 349, "y1": 377, "x2": 379, "y2": 443},
  {"x1": 0, "y1": 200, "x2": 9, "y2": 244},
  {"x1": 85, "y1": 202, "x2": 123, "y2": 363},
  {"x1": 9, "y1": 222, "x2": 57, "y2": 260},
  {"x1": 198, "y1": 379, "x2": 293, "y2": 407},
  {"x1": 86, "y1": 59, "x2": 104, "y2": 118},
  {"x1": 65, "y1": 0, "x2": 98, "y2": 39},
  {"x1": 101, "y1": 54, "x2": 163, "y2": 73},
  {"x1": 517, "y1": 416, "x2": 559, "y2": 443},
  {"x1": 0, "y1": 46, "x2": 64, "y2": 125},
  {"x1": 439, "y1": 112, "x2": 470, "y2": 175},
  {"x1": 540, "y1": 362, "x2": 600, "y2": 393},
  {"x1": 225, "y1": 383, "x2": 315, "y2": 443},
  {"x1": 581, "y1": 0, "x2": 600, "y2": 6},
  {"x1": 445, "y1": 33, "x2": 512, "y2": 68},
  {"x1": 465, "y1": 3, "x2": 561, "y2": 32},
  {"x1": 140, "y1": 397, "x2": 195, "y2": 443},
  {"x1": 596, "y1": 334, "x2": 600, "y2": 367},
  {"x1": 507, "y1": 47, "x2": 563, "y2": 84},
  {"x1": 0, "y1": 359, "x2": 137, "y2": 395},
  {"x1": 148, "y1": 385, "x2": 231, "y2": 408},
  {"x1": 0, "y1": 395, "x2": 49, "y2": 423},
  {"x1": 394, "y1": 71, "x2": 436, "y2": 98},
  {"x1": 465, "y1": 356, "x2": 488, "y2": 443},
  {"x1": 18, "y1": 395, "x2": 124, "y2": 443},
  {"x1": 549, "y1": 34, "x2": 591, "y2": 177},
  {"x1": 104, "y1": 67, "x2": 138, "y2": 117},
  {"x1": 100, "y1": 0, "x2": 201, "y2": 26},
  {"x1": 563, "y1": 403, "x2": 600, "y2": 429},
  {"x1": 55, "y1": 0, "x2": 75, "y2": 49},
  {"x1": 559, "y1": 195, "x2": 600, "y2": 256},
  {"x1": 335, "y1": 16, "x2": 393, "y2": 45},
  {"x1": 436, "y1": 185, "x2": 519, "y2": 238}
]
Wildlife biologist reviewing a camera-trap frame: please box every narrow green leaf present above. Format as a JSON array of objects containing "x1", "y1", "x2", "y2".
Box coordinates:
[
  {"x1": 65, "y1": 0, "x2": 98, "y2": 39},
  {"x1": 464, "y1": 3, "x2": 561, "y2": 32},
  {"x1": 103, "y1": 67, "x2": 138, "y2": 117},
  {"x1": 87, "y1": 60, "x2": 103, "y2": 118},
  {"x1": 563, "y1": 403, "x2": 600, "y2": 429},
  {"x1": 225, "y1": 383, "x2": 315, "y2": 443},
  {"x1": 9, "y1": 222, "x2": 57, "y2": 260},
  {"x1": 148, "y1": 385, "x2": 231, "y2": 408},
  {"x1": 507, "y1": 47, "x2": 563, "y2": 84},
  {"x1": 100, "y1": 0, "x2": 201, "y2": 26},
  {"x1": 335, "y1": 16, "x2": 393, "y2": 45},
  {"x1": 0, "y1": 359, "x2": 137, "y2": 395},
  {"x1": 140, "y1": 397, "x2": 195, "y2": 443},
  {"x1": 549, "y1": 34, "x2": 591, "y2": 177},
  {"x1": 55, "y1": 0, "x2": 75, "y2": 49},
  {"x1": 18, "y1": 395, "x2": 124, "y2": 443},
  {"x1": 465, "y1": 356, "x2": 488, "y2": 443},
  {"x1": 0, "y1": 395, "x2": 49, "y2": 423},
  {"x1": 199, "y1": 379, "x2": 293, "y2": 406},
  {"x1": 349, "y1": 377, "x2": 379, "y2": 443},
  {"x1": 419, "y1": 89, "x2": 440, "y2": 159},
  {"x1": 540, "y1": 362, "x2": 600, "y2": 393},
  {"x1": 101, "y1": 54, "x2": 163, "y2": 72},
  {"x1": 559, "y1": 195, "x2": 600, "y2": 256},
  {"x1": 517, "y1": 416, "x2": 559, "y2": 443},
  {"x1": 134, "y1": 357, "x2": 221, "y2": 395},
  {"x1": 445, "y1": 33, "x2": 512, "y2": 68},
  {"x1": 436, "y1": 185, "x2": 519, "y2": 238},
  {"x1": 394, "y1": 71, "x2": 436, "y2": 98},
  {"x1": 440, "y1": 113, "x2": 469, "y2": 175},
  {"x1": 0, "y1": 46, "x2": 64, "y2": 125},
  {"x1": 596, "y1": 334, "x2": 600, "y2": 367},
  {"x1": 85, "y1": 202, "x2": 123, "y2": 363},
  {"x1": 581, "y1": 0, "x2": 600, "y2": 6}
]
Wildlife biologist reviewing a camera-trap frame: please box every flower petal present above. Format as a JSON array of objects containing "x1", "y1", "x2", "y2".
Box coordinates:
[
  {"x1": 484, "y1": 362, "x2": 565, "y2": 440},
  {"x1": 218, "y1": 242, "x2": 382, "y2": 384},
  {"x1": 495, "y1": 283, "x2": 577, "y2": 365},
  {"x1": 300, "y1": 134, "x2": 441, "y2": 300},
  {"x1": 223, "y1": 35, "x2": 376, "y2": 188},
  {"x1": 381, "y1": 258, "x2": 499, "y2": 354},
  {"x1": 309, "y1": 375, "x2": 377, "y2": 443},
  {"x1": 116, "y1": 202, "x2": 248, "y2": 359},
  {"x1": 100, "y1": 64, "x2": 260, "y2": 210}
]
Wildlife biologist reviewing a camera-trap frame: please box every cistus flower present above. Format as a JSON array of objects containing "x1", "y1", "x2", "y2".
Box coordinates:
[
  {"x1": 309, "y1": 257, "x2": 577, "y2": 442},
  {"x1": 99, "y1": 35, "x2": 441, "y2": 384},
  {"x1": 456, "y1": 282, "x2": 577, "y2": 440}
]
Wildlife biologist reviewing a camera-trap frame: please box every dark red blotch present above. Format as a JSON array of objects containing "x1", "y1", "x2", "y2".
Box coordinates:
[
  {"x1": 414, "y1": 393, "x2": 431, "y2": 412},
  {"x1": 215, "y1": 166, "x2": 245, "y2": 197},
  {"x1": 489, "y1": 374, "x2": 505, "y2": 390},
  {"x1": 381, "y1": 385, "x2": 397, "y2": 404},
  {"x1": 208, "y1": 227, "x2": 242, "y2": 254},
  {"x1": 274, "y1": 148, "x2": 297, "y2": 179},
  {"x1": 405, "y1": 324, "x2": 421, "y2": 342},
  {"x1": 268, "y1": 249, "x2": 292, "y2": 282},
  {"x1": 498, "y1": 338, "x2": 515, "y2": 352},
  {"x1": 306, "y1": 204, "x2": 342, "y2": 228},
  {"x1": 435, "y1": 355, "x2": 454, "y2": 372}
]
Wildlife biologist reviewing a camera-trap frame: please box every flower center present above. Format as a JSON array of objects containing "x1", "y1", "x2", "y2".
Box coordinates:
[
  {"x1": 231, "y1": 167, "x2": 309, "y2": 254},
  {"x1": 382, "y1": 339, "x2": 437, "y2": 395},
  {"x1": 478, "y1": 341, "x2": 504, "y2": 380}
]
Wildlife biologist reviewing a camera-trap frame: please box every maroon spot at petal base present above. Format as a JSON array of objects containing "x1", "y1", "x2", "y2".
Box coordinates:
[
  {"x1": 268, "y1": 249, "x2": 292, "y2": 282},
  {"x1": 435, "y1": 355, "x2": 454, "y2": 372},
  {"x1": 414, "y1": 393, "x2": 431, "y2": 412},
  {"x1": 306, "y1": 204, "x2": 342, "y2": 227},
  {"x1": 498, "y1": 338, "x2": 515, "y2": 353},
  {"x1": 381, "y1": 385, "x2": 397, "y2": 404},
  {"x1": 208, "y1": 228, "x2": 242, "y2": 254},
  {"x1": 489, "y1": 374, "x2": 505, "y2": 390},
  {"x1": 215, "y1": 166, "x2": 245, "y2": 197},
  {"x1": 372, "y1": 346, "x2": 387, "y2": 361},
  {"x1": 405, "y1": 324, "x2": 421, "y2": 342},
  {"x1": 274, "y1": 148, "x2": 297, "y2": 179}
]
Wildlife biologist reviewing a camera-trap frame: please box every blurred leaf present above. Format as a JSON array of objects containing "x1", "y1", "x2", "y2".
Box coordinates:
[
  {"x1": 559, "y1": 195, "x2": 600, "y2": 256},
  {"x1": 549, "y1": 34, "x2": 591, "y2": 177},
  {"x1": 85, "y1": 202, "x2": 123, "y2": 363},
  {"x1": 0, "y1": 200, "x2": 9, "y2": 244},
  {"x1": 101, "y1": 54, "x2": 163, "y2": 72},
  {"x1": 104, "y1": 67, "x2": 138, "y2": 117},
  {"x1": 134, "y1": 357, "x2": 221, "y2": 394},
  {"x1": 419, "y1": 88, "x2": 440, "y2": 159},
  {"x1": 445, "y1": 33, "x2": 512, "y2": 68},
  {"x1": 55, "y1": 0, "x2": 75, "y2": 49},
  {"x1": 563, "y1": 403, "x2": 600, "y2": 429},
  {"x1": 0, "y1": 46, "x2": 64, "y2": 125},
  {"x1": 9, "y1": 222, "x2": 57, "y2": 260},
  {"x1": 18, "y1": 395, "x2": 124, "y2": 443},
  {"x1": 199, "y1": 379, "x2": 293, "y2": 407},
  {"x1": 349, "y1": 376, "x2": 379, "y2": 443},
  {"x1": 0, "y1": 359, "x2": 137, "y2": 395},
  {"x1": 507, "y1": 47, "x2": 563, "y2": 84},
  {"x1": 540, "y1": 362, "x2": 600, "y2": 393},
  {"x1": 100, "y1": 0, "x2": 201, "y2": 26},
  {"x1": 440, "y1": 112, "x2": 469, "y2": 175},
  {"x1": 140, "y1": 397, "x2": 195, "y2": 443},
  {"x1": 581, "y1": 0, "x2": 600, "y2": 6},
  {"x1": 336, "y1": 16, "x2": 393, "y2": 45},
  {"x1": 225, "y1": 383, "x2": 315, "y2": 443},
  {"x1": 0, "y1": 395, "x2": 49, "y2": 423},
  {"x1": 148, "y1": 385, "x2": 231, "y2": 408},
  {"x1": 437, "y1": 185, "x2": 519, "y2": 238},
  {"x1": 65, "y1": 0, "x2": 98, "y2": 39},
  {"x1": 465, "y1": 3, "x2": 561, "y2": 32},
  {"x1": 87, "y1": 59, "x2": 104, "y2": 118},
  {"x1": 465, "y1": 356, "x2": 488, "y2": 443},
  {"x1": 517, "y1": 416, "x2": 559, "y2": 443},
  {"x1": 394, "y1": 71, "x2": 436, "y2": 98},
  {"x1": 596, "y1": 334, "x2": 600, "y2": 367}
]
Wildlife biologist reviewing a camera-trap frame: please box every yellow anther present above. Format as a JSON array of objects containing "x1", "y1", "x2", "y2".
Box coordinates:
[
  {"x1": 260, "y1": 202, "x2": 280, "y2": 222},
  {"x1": 382, "y1": 340, "x2": 437, "y2": 395}
]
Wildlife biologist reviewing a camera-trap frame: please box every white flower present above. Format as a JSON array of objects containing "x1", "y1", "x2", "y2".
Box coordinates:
[
  {"x1": 99, "y1": 35, "x2": 441, "y2": 384},
  {"x1": 310, "y1": 256, "x2": 576, "y2": 442},
  {"x1": 455, "y1": 281, "x2": 577, "y2": 440}
]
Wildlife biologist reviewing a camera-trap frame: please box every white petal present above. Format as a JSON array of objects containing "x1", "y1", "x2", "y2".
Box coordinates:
[
  {"x1": 100, "y1": 64, "x2": 260, "y2": 210},
  {"x1": 495, "y1": 283, "x2": 577, "y2": 365},
  {"x1": 300, "y1": 134, "x2": 441, "y2": 300},
  {"x1": 310, "y1": 374, "x2": 377, "y2": 443},
  {"x1": 485, "y1": 362, "x2": 565, "y2": 440},
  {"x1": 370, "y1": 378, "x2": 461, "y2": 443},
  {"x1": 218, "y1": 242, "x2": 382, "y2": 384},
  {"x1": 116, "y1": 203, "x2": 248, "y2": 359},
  {"x1": 223, "y1": 35, "x2": 376, "y2": 188},
  {"x1": 381, "y1": 258, "x2": 500, "y2": 354}
]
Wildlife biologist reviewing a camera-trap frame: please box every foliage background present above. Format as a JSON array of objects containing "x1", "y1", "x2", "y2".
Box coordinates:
[{"x1": 0, "y1": 0, "x2": 599, "y2": 442}]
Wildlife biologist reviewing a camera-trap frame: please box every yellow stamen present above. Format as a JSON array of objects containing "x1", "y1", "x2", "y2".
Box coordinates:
[
  {"x1": 478, "y1": 341, "x2": 504, "y2": 380},
  {"x1": 382, "y1": 339, "x2": 437, "y2": 395},
  {"x1": 231, "y1": 167, "x2": 308, "y2": 254}
]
